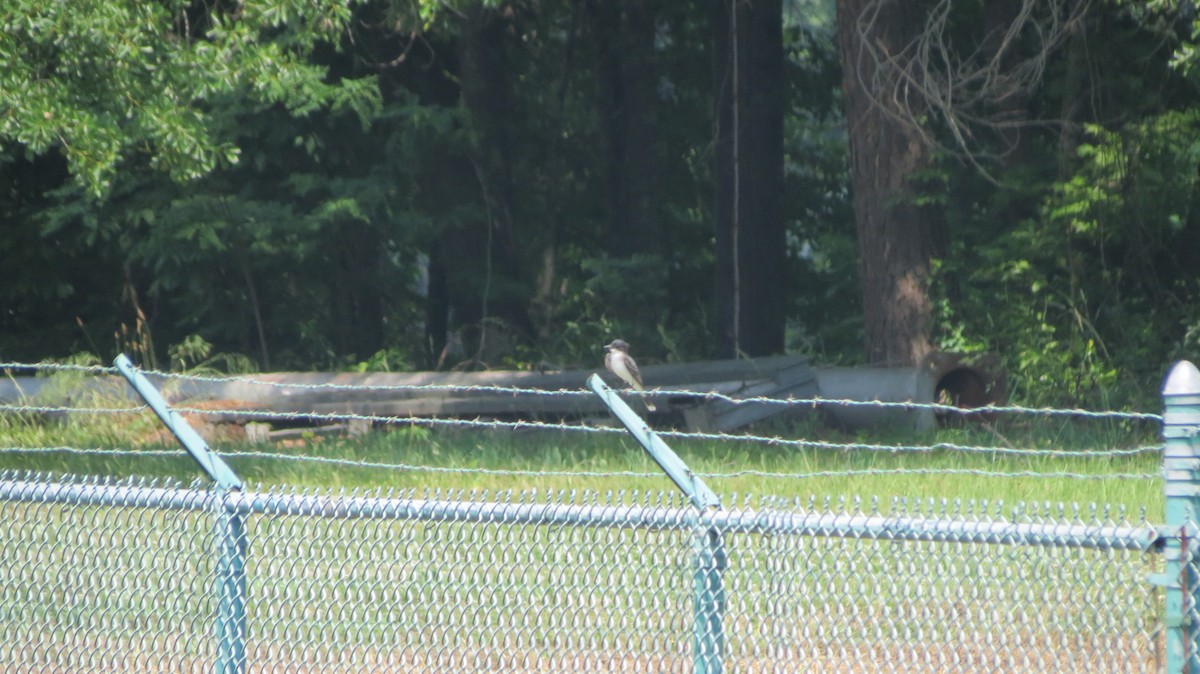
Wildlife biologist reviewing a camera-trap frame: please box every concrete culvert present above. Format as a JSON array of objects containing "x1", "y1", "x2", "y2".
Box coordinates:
[
  {"x1": 925, "y1": 353, "x2": 1007, "y2": 426},
  {"x1": 807, "y1": 354, "x2": 1006, "y2": 432}
]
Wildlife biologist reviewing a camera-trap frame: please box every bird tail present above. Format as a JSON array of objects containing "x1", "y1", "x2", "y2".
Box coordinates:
[{"x1": 639, "y1": 390, "x2": 656, "y2": 412}]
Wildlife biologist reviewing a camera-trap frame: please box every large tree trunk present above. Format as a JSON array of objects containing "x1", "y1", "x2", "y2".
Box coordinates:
[
  {"x1": 331, "y1": 220, "x2": 384, "y2": 361},
  {"x1": 711, "y1": 0, "x2": 785, "y2": 358},
  {"x1": 458, "y1": 3, "x2": 533, "y2": 342},
  {"x1": 836, "y1": 0, "x2": 936, "y2": 367},
  {"x1": 588, "y1": 0, "x2": 662, "y2": 258}
]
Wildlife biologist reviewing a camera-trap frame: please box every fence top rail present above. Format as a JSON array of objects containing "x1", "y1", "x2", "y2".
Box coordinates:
[{"x1": 0, "y1": 475, "x2": 1162, "y2": 552}]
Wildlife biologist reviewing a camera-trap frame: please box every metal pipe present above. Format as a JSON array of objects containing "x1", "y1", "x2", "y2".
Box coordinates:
[
  {"x1": 114, "y1": 354, "x2": 243, "y2": 490},
  {"x1": 586, "y1": 373, "x2": 721, "y2": 509},
  {"x1": 114, "y1": 354, "x2": 247, "y2": 674},
  {"x1": 1161, "y1": 360, "x2": 1200, "y2": 673},
  {"x1": 811, "y1": 366, "x2": 936, "y2": 430},
  {"x1": 0, "y1": 478, "x2": 1161, "y2": 551}
]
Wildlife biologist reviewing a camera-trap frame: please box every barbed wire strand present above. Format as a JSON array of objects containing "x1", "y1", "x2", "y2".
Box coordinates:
[
  {"x1": 0, "y1": 446, "x2": 1160, "y2": 481},
  {"x1": 0, "y1": 401, "x2": 1160, "y2": 457},
  {"x1": 169, "y1": 406, "x2": 1161, "y2": 457},
  {"x1": 0, "y1": 403, "x2": 148, "y2": 415},
  {"x1": 0, "y1": 361, "x2": 1162, "y2": 422},
  {"x1": 0, "y1": 362, "x2": 117, "y2": 375}
]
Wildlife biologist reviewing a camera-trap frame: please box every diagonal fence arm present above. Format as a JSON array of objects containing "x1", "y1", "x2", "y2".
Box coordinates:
[
  {"x1": 587, "y1": 373, "x2": 720, "y2": 509},
  {"x1": 114, "y1": 354, "x2": 243, "y2": 491},
  {"x1": 114, "y1": 353, "x2": 247, "y2": 674},
  {"x1": 588, "y1": 372, "x2": 725, "y2": 674}
]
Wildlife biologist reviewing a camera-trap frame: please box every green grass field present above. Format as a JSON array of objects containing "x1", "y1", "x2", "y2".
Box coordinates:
[
  {"x1": 0, "y1": 399, "x2": 1165, "y2": 516},
  {"x1": 0, "y1": 394, "x2": 1167, "y2": 673}
]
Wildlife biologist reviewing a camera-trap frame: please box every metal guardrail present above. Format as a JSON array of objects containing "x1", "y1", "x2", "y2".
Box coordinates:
[{"x1": 0, "y1": 356, "x2": 1198, "y2": 672}]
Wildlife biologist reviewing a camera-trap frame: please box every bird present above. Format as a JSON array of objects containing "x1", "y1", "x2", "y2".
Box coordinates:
[{"x1": 603, "y1": 339, "x2": 655, "y2": 412}]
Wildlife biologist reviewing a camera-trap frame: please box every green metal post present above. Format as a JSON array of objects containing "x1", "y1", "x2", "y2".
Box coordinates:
[
  {"x1": 1164, "y1": 360, "x2": 1200, "y2": 673},
  {"x1": 216, "y1": 494, "x2": 248, "y2": 674},
  {"x1": 114, "y1": 354, "x2": 243, "y2": 490},
  {"x1": 586, "y1": 374, "x2": 720, "y2": 509},
  {"x1": 115, "y1": 354, "x2": 247, "y2": 674},
  {"x1": 693, "y1": 523, "x2": 726, "y2": 674},
  {"x1": 589, "y1": 373, "x2": 724, "y2": 673}
]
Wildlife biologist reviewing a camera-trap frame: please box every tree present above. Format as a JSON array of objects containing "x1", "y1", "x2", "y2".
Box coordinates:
[
  {"x1": 711, "y1": 0, "x2": 787, "y2": 358},
  {"x1": 0, "y1": 0, "x2": 385, "y2": 365},
  {"x1": 587, "y1": 0, "x2": 664, "y2": 258},
  {"x1": 834, "y1": 0, "x2": 1085, "y2": 366},
  {"x1": 835, "y1": 0, "x2": 936, "y2": 366},
  {"x1": 445, "y1": 2, "x2": 537, "y2": 361},
  {"x1": 0, "y1": 0, "x2": 377, "y2": 198},
  {"x1": 931, "y1": 2, "x2": 1200, "y2": 403}
]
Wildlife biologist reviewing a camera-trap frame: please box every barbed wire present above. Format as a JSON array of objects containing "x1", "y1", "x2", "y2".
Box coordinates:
[
  {"x1": 148, "y1": 368, "x2": 599, "y2": 398},
  {"x1": 0, "y1": 403, "x2": 148, "y2": 415},
  {"x1": 0, "y1": 362, "x2": 117, "y2": 375},
  {"x1": 168, "y1": 406, "x2": 1158, "y2": 457},
  {"x1": 0, "y1": 360, "x2": 1162, "y2": 422},
  {"x1": 0, "y1": 446, "x2": 1160, "y2": 481},
  {"x1": 654, "y1": 428, "x2": 1162, "y2": 457},
  {"x1": 178, "y1": 406, "x2": 634, "y2": 436},
  {"x1": 705, "y1": 468, "x2": 1160, "y2": 481},
  {"x1": 0, "y1": 446, "x2": 187, "y2": 459},
  {"x1": 0, "y1": 400, "x2": 1160, "y2": 457},
  {"x1": 702, "y1": 396, "x2": 1163, "y2": 422}
]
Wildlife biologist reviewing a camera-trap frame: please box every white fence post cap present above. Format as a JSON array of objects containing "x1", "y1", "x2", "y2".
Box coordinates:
[{"x1": 1164, "y1": 360, "x2": 1200, "y2": 396}]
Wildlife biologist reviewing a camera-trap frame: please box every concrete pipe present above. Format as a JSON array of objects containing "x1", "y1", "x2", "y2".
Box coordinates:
[
  {"x1": 808, "y1": 353, "x2": 1006, "y2": 431},
  {"x1": 812, "y1": 367, "x2": 937, "y2": 431}
]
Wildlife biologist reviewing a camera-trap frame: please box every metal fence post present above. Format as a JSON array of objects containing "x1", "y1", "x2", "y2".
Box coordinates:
[
  {"x1": 588, "y1": 373, "x2": 724, "y2": 674},
  {"x1": 115, "y1": 354, "x2": 247, "y2": 674},
  {"x1": 1164, "y1": 360, "x2": 1200, "y2": 673},
  {"x1": 693, "y1": 522, "x2": 726, "y2": 674},
  {"x1": 215, "y1": 491, "x2": 248, "y2": 674}
]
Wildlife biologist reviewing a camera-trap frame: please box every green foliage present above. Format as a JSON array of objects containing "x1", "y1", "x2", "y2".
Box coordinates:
[
  {"x1": 0, "y1": 0, "x2": 378, "y2": 198},
  {"x1": 352, "y1": 347, "x2": 417, "y2": 373},
  {"x1": 931, "y1": 106, "x2": 1200, "y2": 408},
  {"x1": 168, "y1": 334, "x2": 257, "y2": 374},
  {"x1": 2, "y1": 0, "x2": 1199, "y2": 415}
]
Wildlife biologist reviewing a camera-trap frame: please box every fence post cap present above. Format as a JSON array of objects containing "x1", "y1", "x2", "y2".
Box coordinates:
[{"x1": 1164, "y1": 360, "x2": 1200, "y2": 396}]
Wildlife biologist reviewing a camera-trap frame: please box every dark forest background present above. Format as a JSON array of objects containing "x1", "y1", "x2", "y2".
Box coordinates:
[{"x1": 3, "y1": 0, "x2": 1199, "y2": 407}]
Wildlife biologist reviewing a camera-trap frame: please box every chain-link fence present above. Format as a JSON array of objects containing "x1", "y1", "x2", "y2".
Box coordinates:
[
  {"x1": 0, "y1": 473, "x2": 1175, "y2": 674},
  {"x1": 3, "y1": 357, "x2": 1199, "y2": 673}
]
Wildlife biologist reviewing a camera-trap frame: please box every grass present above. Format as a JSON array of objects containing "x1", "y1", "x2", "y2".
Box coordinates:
[
  {"x1": 1, "y1": 382, "x2": 1167, "y2": 672},
  {"x1": 0, "y1": 394, "x2": 1165, "y2": 515}
]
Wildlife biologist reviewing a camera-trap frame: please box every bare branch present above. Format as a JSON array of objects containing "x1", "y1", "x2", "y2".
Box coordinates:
[{"x1": 849, "y1": 0, "x2": 1092, "y2": 179}]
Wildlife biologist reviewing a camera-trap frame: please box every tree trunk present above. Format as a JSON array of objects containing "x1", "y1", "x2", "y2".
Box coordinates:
[
  {"x1": 588, "y1": 0, "x2": 662, "y2": 257},
  {"x1": 836, "y1": 0, "x2": 936, "y2": 367},
  {"x1": 458, "y1": 3, "x2": 533, "y2": 341},
  {"x1": 424, "y1": 242, "x2": 449, "y2": 368},
  {"x1": 331, "y1": 220, "x2": 384, "y2": 361},
  {"x1": 711, "y1": 0, "x2": 785, "y2": 358}
]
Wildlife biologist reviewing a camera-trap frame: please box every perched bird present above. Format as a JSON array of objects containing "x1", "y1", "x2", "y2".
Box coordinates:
[{"x1": 603, "y1": 339, "x2": 655, "y2": 412}]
